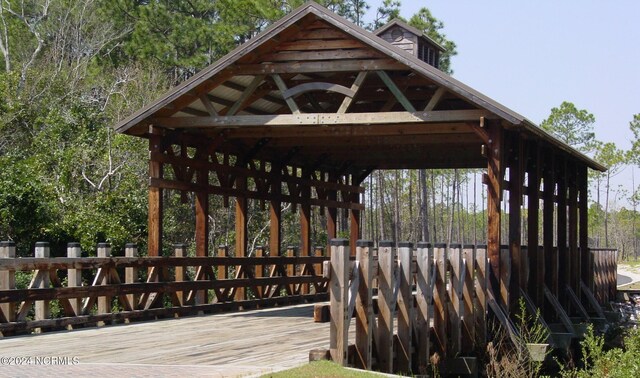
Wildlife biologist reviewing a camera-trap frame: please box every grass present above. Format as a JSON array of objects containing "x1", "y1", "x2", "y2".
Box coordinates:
[{"x1": 260, "y1": 361, "x2": 387, "y2": 378}]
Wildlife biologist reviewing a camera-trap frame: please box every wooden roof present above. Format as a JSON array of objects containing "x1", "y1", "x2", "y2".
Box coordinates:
[
  {"x1": 374, "y1": 18, "x2": 446, "y2": 52},
  {"x1": 115, "y1": 1, "x2": 605, "y2": 172}
]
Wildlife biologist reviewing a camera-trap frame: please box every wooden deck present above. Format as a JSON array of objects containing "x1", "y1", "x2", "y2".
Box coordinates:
[{"x1": 0, "y1": 303, "x2": 340, "y2": 377}]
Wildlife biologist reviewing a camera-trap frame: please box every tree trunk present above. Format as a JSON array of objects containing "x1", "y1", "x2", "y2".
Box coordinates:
[{"x1": 419, "y1": 169, "x2": 430, "y2": 242}]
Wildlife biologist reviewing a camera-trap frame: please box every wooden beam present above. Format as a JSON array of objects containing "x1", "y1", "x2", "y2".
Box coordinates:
[
  {"x1": 557, "y1": 156, "x2": 568, "y2": 308},
  {"x1": 283, "y1": 82, "x2": 356, "y2": 99},
  {"x1": 568, "y1": 163, "x2": 580, "y2": 306},
  {"x1": 338, "y1": 72, "x2": 368, "y2": 114},
  {"x1": 233, "y1": 59, "x2": 406, "y2": 75},
  {"x1": 424, "y1": 87, "x2": 447, "y2": 111},
  {"x1": 195, "y1": 147, "x2": 209, "y2": 260},
  {"x1": 300, "y1": 169, "x2": 312, "y2": 294},
  {"x1": 528, "y1": 143, "x2": 543, "y2": 308},
  {"x1": 226, "y1": 75, "x2": 265, "y2": 116},
  {"x1": 235, "y1": 175, "x2": 248, "y2": 301},
  {"x1": 376, "y1": 71, "x2": 416, "y2": 112},
  {"x1": 270, "y1": 164, "x2": 282, "y2": 257},
  {"x1": 199, "y1": 94, "x2": 219, "y2": 117},
  {"x1": 508, "y1": 134, "x2": 523, "y2": 313},
  {"x1": 152, "y1": 110, "x2": 495, "y2": 128},
  {"x1": 148, "y1": 126, "x2": 163, "y2": 256},
  {"x1": 486, "y1": 123, "x2": 504, "y2": 310},
  {"x1": 543, "y1": 154, "x2": 557, "y2": 302},
  {"x1": 271, "y1": 74, "x2": 301, "y2": 114},
  {"x1": 327, "y1": 173, "x2": 338, "y2": 254},
  {"x1": 579, "y1": 164, "x2": 590, "y2": 292}
]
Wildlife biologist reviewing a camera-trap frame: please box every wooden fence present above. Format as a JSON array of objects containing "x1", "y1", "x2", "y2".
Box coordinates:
[
  {"x1": 591, "y1": 248, "x2": 617, "y2": 304},
  {"x1": 0, "y1": 241, "x2": 328, "y2": 336},
  {"x1": 327, "y1": 239, "x2": 618, "y2": 375}
]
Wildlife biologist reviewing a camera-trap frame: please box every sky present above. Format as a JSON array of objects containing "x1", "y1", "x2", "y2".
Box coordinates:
[{"x1": 363, "y1": 0, "x2": 640, "y2": 201}]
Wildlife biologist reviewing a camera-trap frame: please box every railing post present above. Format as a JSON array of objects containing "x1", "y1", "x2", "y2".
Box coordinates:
[
  {"x1": 475, "y1": 245, "x2": 488, "y2": 346},
  {"x1": 416, "y1": 242, "x2": 433, "y2": 373},
  {"x1": 35, "y1": 242, "x2": 50, "y2": 332},
  {"x1": 0, "y1": 241, "x2": 16, "y2": 323},
  {"x1": 377, "y1": 240, "x2": 395, "y2": 373},
  {"x1": 217, "y1": 246, "x2": 227, "y2": 280},
  {"x1": 97, "y1": 242, "x2": 111, "y2": 324},
  {"x1": 287, "y1": 246, "x2": 297, "y2": 294},
  {"x1": 67, "y1": 242, "x2": 82, "y2": 316},
  {"x1": 174, "y1": 244, "x2": 187, "y2": 306},
  {"x1": 462, "y1": 244, "x2": 475, "y2": 353},
  {"x1": 450, "y1": 244, "x2": 463, "y2": 356},
  {"x1": 433, "y1": 243, "x2": 447, "y2": 357},
  {"x1": 329, "y1": 239, "x2": 349, "y2": 366},
  {"x1": 125, "y1": 244, "x2": 139, "y2": 310},
  {"x1": 355, "y1": 240, "x2": 373, "y2": 370},
  {"x1": 255, "y1": 246, "x2": 264, "y2": 299},
  {"x1": 397, "y1": 242, "x2": 413, "y2": 373}
]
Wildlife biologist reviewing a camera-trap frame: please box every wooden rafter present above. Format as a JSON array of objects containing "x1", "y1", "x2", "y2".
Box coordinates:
[
  {"x1": 338, "y1": 72, "x2": 368, "y2": 113},
  {"x1": 153, "y1": 110, "x2": 494, "y2": 129},
  {"x1": 226, "y1": 75, "x2": 266, "y2": 116},
  {"x1": 271, "y1": 74, "x2": 301, "y2": 114},
  {"x1": 376, "y1": 71, "x2": 416, "y2": 112}
]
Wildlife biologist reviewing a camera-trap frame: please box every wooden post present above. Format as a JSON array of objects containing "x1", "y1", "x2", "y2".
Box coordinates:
[
  {"x1": 329, "y1": 239, "x2": 349, "y2": 366},
  {"x1": 475, "y1": 245, "x2": 488, "y2": 346},
  {"x1": 314, "y1": 246, "x2": 324, "y2": 280},
  {"x1": 269, "y1": 164, "x2": 282, "y2": 257},
  {"x1": 528, "y1": 144, "x2": 543, "y2": 309},
  {"x1": 486, "y1": 123, "x2": 504, "y2": 310},
  {"x1": 397, "y1": 242, "x2": 413, "y2": 373},
  {"x1": 578, "y1": 165, "x2": 590, "y2": 294},
  {"x1": 450, "y1": 244, "x2": 463, "y2": 356},
  {"x1": 125, "y1": 244, "x2": 139, "y2": 309},
  {"x1": 0, "y1": 241, "x2": 16, "y2": 323},
  {"x1": 416, "y1": 242, "x2": 433, "y2": 372},
  {"x1": 195, "y1": 149, "x2": 209, "y2": 261},
  {"x1": 355, "y1": 240, "x2": 373, "y2": 370},
  {"x1": 542, "y1": 153, "x2": 555, "y2": 310},
  {"x1": 235, "y1": 176, "x2": 248, "y2": 301},
  {"x1": 67, "y1": 242, "x2": 82, "y2": 316},
  {"x1": 35, "y1": 242, "x2": 50, "y2": 328},
  {"x1": 97, "y1": 243, "x2": 111, "y2": 323},
  {"x1": 217, "y1": 246, "x2": 227, "y2": 280},
  {"x1": 327, "y1": 173, "x2": 338, "y2": 255},
  {"x1": 255, "y1": 246, "x2": 264, "y2": 299},
  {"x1": 462, "y1": 245, "x2": 475, "y2": 353},
  {"x1": 301, "y1": 169, "x2": 311, "y2": 295},
  {"x1": 433, "y1": 243, "x2": 448, "y2": 357},
  {"x1": 557, "y1": 157, "x2": 568, "y2": 307},
  {"x1": 568, "y1": 164, "x2": 580, "y2": 307},
  {"x1": 174, "y1": 244, "x2": 186, "y2": 306},
  {"x1": 287, "y1": 246, "x2": 297, "y2": 294},
  {"x1": 377, "y1": 240, "x2": 395, "y2": 373},
  {"x1": 350, "y1": 191, "x2": 361, "y2": 256},
  {"x1": 508, "y1": 136, "x2": 523, "y2": 314},
  {"x1": 148, "y1": 125, "x2": 163, "y2": 257}
]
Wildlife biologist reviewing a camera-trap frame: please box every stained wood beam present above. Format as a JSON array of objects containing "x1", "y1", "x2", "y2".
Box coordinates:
[
  {"x1": 233, "y1": 60, "x2": 406, "y2": 75},
  {"x1": 283, "y1": 82, "x2": 356, "y2": 99},
  {"x1": 221, "y1": 81, "x2": 286, "y2": 107},
  {"x1": 152, "y1": 110, "x2": 495, "y2": 128},
  {"x1": 338, "y1": 72, "x2": 368, "y2": 114},
  {"x1": 424, "y1": 87, "x2": 447, "y2": 111},
  {"x1": 148, "y1": 127, "x2": 164, "y2": 257},
  {"x1": 199, "y1": 94, "x2": 219, "y2": 117},
  {"x1": 486, "y1": 123, "x2": 504, "y2": 310},
  {"x1": 271, "y1": 74, "x2": 301, "y2": 114},
  {"x1": 226, "y1": 75, "x2": 265, "y2": 116},
  {"x1": 376, "y1": 71, "x2": 416, "y2": 112}
]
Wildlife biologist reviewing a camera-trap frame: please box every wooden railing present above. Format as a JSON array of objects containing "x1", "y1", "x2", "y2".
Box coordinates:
[
  {"x1": 327, "y1": 240, "x2": 618, "y2": 375},
  {"x1": 0, "y1": 241, "x2": 328, "y2": 336},
  {"x1": 591, "y1": 248, "x2": 617, "y2": 304}
]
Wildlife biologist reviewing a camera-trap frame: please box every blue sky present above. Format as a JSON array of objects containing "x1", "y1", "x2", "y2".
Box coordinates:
[{"x1": 364, "y1": 1, "x2": 640, "y2": 202}]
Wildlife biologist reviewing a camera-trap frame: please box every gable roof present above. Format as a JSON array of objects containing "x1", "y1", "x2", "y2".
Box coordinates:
[
  {"x1": 374, "y1": 18, "x2": 446, "y2": 52},
  {"x1": 113, "y1": 1, "x2": 605, "y2": 172}
]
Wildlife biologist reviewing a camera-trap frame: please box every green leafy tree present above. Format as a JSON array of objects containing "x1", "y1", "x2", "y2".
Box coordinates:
[
  {"x1": 541, "y1": 101, "x2": 596, "y2": 154},
  {"x1": 370, "y1": 0, "x2": 401, "y2": 30},
  {"x1": 594, "y1": 142, "x2": 626, "y2": 246}
]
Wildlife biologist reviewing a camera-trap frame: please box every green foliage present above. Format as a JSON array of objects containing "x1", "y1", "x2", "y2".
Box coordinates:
[
  {"x1": 560, "y1": 325, "x2": 640, "y2": 377},
  {"x1": 541, "y1": 101, "x2": 597, "y2": 154}
]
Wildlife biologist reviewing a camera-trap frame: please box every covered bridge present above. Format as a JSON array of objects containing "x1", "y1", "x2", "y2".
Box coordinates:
[{"x1": 110, "y1": 1, "x2": 614, "y2": 373}]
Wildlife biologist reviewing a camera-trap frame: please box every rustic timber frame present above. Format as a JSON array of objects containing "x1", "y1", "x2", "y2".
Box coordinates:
[{"x1": 106, "y1": 1, "x2": 612, "y2": 373}]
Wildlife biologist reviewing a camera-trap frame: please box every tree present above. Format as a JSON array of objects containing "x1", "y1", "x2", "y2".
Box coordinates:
[
  {"x1": 540, "y1": 101, "x2": 596, "y2": 154},
  {"x1": 370, "y1": 0, "x2": 401, "y2": 30},
  {"x1": 594, "y1": 142, "x2": 626, "y2": 247},
  {"x1": 408, "y1": 7, "x2": 457, "y2": 74}
]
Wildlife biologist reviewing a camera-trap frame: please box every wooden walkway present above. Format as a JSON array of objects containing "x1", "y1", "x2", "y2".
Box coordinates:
[{"x1": 0, "y1": 303, "x2": 339, "y2": 377}]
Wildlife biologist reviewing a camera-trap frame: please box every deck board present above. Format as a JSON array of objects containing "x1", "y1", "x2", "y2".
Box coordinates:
[{"x1": 0, "y1": 303, "x2": 347, "y2": 377}]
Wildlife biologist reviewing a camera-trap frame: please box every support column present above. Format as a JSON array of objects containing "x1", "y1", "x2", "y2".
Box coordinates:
[
  {"x1": 579, "y1": 164, "x2": 591, "y2": 292},
  {"x1": 508, "y1": 135, "x2": 523, "y2": 313},
  {"x1": 528, "y1": 144, "x2": 543, "y2": 308},
  {"x1": 270, "y1": 163, "x2": 282, "y2": 256},
  {"x1": 557, "y1": 157, "x2": 568, "y2": 307},
  {"x1": 148, "y1": 126, "x2": 164, "y2": 256},
  {"x1": 195, "y1": 148, "x2": 209, "y2": 259},
  {"x1": 568, "y1": 162, "x2": 580, "y2": 304},
  {"x1": 543, "y1": 153, "x2": 555, "y2": 307},
  {"x1": 486, "y1": 123, "x2": 504, "y2": 309},
  {"x1": 327, "y1": 173, "x2": 338, "y2": 255},
  {"x1": 235, "y1": 175, "x2": 248, "y2": 301},
  {"x1": 301, "y1": 169, "x2": 312, "y2": 294},
  {"x1": 349, "y1": 183, "x2": 361, "y2": 257}
]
